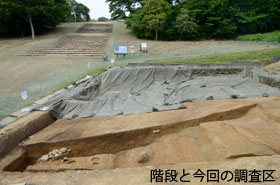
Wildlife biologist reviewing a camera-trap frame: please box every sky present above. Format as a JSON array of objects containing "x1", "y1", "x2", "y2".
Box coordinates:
[{"x1": 76, "y1": 0, "x2": 111, "y2": 20}]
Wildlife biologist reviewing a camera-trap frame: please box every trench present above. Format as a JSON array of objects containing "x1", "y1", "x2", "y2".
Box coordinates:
[
  {"x1": 2, "y1": 64, "x2": 280, "y2": 172},
  {"x1": 3, "y1": 103, "x2": 259, "y2": 172}
]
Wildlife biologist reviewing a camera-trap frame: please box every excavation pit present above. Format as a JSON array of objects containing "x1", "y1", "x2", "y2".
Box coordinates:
[
  {"x1": 35, "y1": 65, "x2": 280, "y2": 119},
  {"x1": 1, "y1": 65, "x2": 280, "y2": 173},
  {"x1": 3, "y1": 97, "x2": 280, "y2": 172}
]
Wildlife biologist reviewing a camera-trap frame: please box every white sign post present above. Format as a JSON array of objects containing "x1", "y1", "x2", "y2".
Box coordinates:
[
  {"x1": 140, "y1": 43, "x2": 148, "y2": 53},
  {"x1": 141, "y1": 43, "x2": 147, "y2": 49},
  {"x1": 129, "y1": 46, "x2": 135, "y2": 56}
]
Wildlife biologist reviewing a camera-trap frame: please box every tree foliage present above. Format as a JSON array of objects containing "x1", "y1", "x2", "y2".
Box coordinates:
[
  {"x1": 0, "y1": 0, "x2": 90, "y2": 38},
  {"x1": 141, "y1": 0, "x2": 172, "y2": 40},
  {"x1": 175, "y1": 8, "x2": 197, "y2": 39},
  {"x1": 106, "y1": 0, "x2": 141, "y2": 20},
  {"x1": 123, "y1": 0, "x2": 280, "y2": 40},
  {"x1": 98, "y1": 17, "x2": 109, "y2": 21},
  {"x1": 66, "y1": 0, "x2": 90, "y2": 22},
  {"x1": 106, "y1": 0, "x2": 183, "y2": 20}
]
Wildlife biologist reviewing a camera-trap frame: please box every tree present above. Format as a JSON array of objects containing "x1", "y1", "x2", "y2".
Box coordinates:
[
  {"x1": 74, "y1": 3, "x2": 90, "y2": 21},
  {"x1": 98, "y1": 17, "x2": 109, "y2": 21},
  {"x1": 125, "y1": 9, "x2": 145, "y2": 37},
  {"x1": 206, "y1": 0, "x2": 237, "y2": 38},
  {"x1": 0, "y1": 0, "x2": 69, "y2": 39},
  {"x1": 175, "y1": 8, "x2": 197, "y2": 36},
  {"x1": 141, "y1": 0, "x2": 172, "y2": 40},
  {"x1": 106, "y1": 0, "x2": 141, "y2": 20},
  {"x1": 106, "y1": 0, "x2": 184, "y2": 20},
  {"x1": 66, "y1": 0, "x2": 90, "y2": 22},
  {"x1": 125, "y1": 0, "x2": 280, "y2": 40}
]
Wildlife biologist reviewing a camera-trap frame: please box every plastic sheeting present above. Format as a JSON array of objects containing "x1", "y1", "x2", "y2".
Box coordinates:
[{"x1": 35, "y1": 65, "x2": 280, "y2": 119}]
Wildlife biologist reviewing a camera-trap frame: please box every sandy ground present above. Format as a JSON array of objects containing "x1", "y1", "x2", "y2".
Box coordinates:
[
  {"x1": 1, "y1": 155, "x2": 280, "y2": 185},
  {"x1": 266, "y1": 62, "x2": 280, "y2": 72},
  {"x1": 0, "y1": 97, "x2": 280, "y2": 184}
]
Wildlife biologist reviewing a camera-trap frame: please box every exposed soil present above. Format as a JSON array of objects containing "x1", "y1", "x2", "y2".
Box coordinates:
[
  {"x1": 0, "y1": 155, "x2": 279, "y2": 185},
  {"x1": 0, "y1": 97, "x2": 279, "y2": 184},
  {"x1": 266, "y1": 62, "x2": 280, "y2": 73},
  {"x1": 1, "y1": 21, "x2": 280, "y2": 185},
  {"x1": 0, "y1": 111, "x2": 55, "y2": 158},
  {"x1": 77, "y1": 24, "x2": 113, "y2": 34},
  {"x1": 22, "y1": 35, "x2": 109, "y2": 56},
  {"x1": 22, "y1": 23, "x2": 112, "y2": 57}
]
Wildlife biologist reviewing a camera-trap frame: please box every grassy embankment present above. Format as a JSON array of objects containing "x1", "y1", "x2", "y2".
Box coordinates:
[
  {"x1": 0, "y1": 67, "x2": 107, "y2": 121},
  {"x1": 157, "y1": 31, "x2": 280, "y2": 64},
  {"x1": 236, "y1": 30, "x2": 280, "y2": 42},
  {"x1": 156, "y1": 48, "x2": 280, "y2": 64}
]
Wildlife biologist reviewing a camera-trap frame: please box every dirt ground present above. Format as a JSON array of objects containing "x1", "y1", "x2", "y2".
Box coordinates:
[
  {"x1": 0, "y1": 97, "x2": 280, "y2": 185},
  {"x1": 0, "y1": 22, "x2": 113, "y2": 98},
  {"x1": 266, "y1": 62, "x2": 280, "y2": 72},
  {"x1": 1, "y1": 155, "x2": 280, "y2": 185}
]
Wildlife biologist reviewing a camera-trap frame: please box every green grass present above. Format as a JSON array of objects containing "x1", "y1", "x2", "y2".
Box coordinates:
[
  {"x1": 8, "y1": 115, "x2": 18, "y2": 118},
  {"x1": 88, "y1": 67, "x2": 107, "y2": 77},
  {"x1": 236, "y1": 30, "x2": 280, "y2": 42},
  {"x1": 52, "y1": 67, "x2": 107, "y2": 93},
  {"x1": 154, "y1": 48, "x2": 280, "y2": 64},
  {"x1": 0, "y1": 67, "x2": 107, "y2": 122}
]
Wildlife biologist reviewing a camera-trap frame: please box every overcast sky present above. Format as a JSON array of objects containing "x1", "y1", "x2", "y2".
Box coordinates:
[{"x1": 76, "y1": 0, "x2": 111, "y2": 20}]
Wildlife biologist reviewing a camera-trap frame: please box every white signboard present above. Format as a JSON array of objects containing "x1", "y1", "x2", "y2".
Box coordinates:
[
  {"x1": 129, "y1": 46, "x2": 135, "y2": 54},
  {"x1": 141, "y1": 43, "x2": 147, "y2": 49},
  {"x1": 114, "y1": 46, "x2": 128, "y2": 54}
]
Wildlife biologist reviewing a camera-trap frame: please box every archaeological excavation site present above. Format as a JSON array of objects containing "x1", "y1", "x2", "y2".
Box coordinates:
[
  {"x1": 1, "y1": 63, "x2": 280, "y2": 184},
  {"x1": 1, "y1": 0, "x2": 280, "y2": 183}
]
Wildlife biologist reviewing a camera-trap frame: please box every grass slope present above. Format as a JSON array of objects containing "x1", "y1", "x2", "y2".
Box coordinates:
[
  {"x1": 155, "y1": 48, "x2": 280, "y2": 64},
  {"x1": 236, "y1": 30, "x2": 280, "y2": 42}
]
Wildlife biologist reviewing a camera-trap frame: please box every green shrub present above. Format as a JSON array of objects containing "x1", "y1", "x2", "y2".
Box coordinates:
[
  {"x1": 236, "y1": 31, "x2": 280, "y2": 42},
  {"x1": 98, "y1": 17, "x2": 109, "y2": 21}
]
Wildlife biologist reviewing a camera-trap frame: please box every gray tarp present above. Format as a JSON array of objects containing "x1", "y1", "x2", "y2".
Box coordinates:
[{"x1": 35, "y1": 65, "x2": 280, "y2": 119}]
